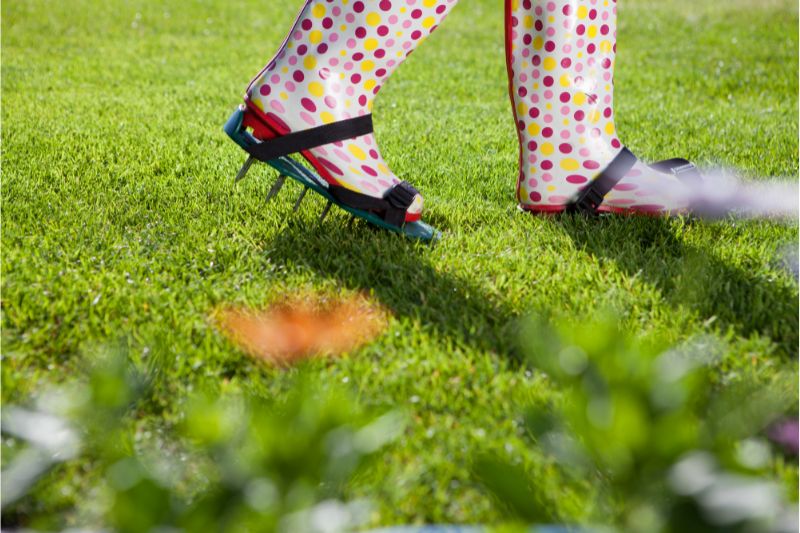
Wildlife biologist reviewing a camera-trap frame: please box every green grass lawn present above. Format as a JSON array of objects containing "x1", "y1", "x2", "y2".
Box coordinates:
[{"x1": 2, "y1": 0, "x2": 798, "y2": 528}]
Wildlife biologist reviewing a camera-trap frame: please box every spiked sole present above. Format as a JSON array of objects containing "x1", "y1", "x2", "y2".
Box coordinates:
[{"x1": 224, "y1": 106, "x2": 440, "y2": 242}]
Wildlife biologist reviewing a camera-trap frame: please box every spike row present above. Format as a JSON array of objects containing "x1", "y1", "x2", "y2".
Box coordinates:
[
  {"x1": 233, "y1": 156, "x2": 321, "y2": 219},
  {"x1": 233, "y1": 155, "x2": 347, "y2": 225}
]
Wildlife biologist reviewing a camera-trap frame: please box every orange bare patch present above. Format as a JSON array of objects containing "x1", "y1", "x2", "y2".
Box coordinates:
[{"x1": 216, "y1": 294, "x2": 389, "y2": 365}]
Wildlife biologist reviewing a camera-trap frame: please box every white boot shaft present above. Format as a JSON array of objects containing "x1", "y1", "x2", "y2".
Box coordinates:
[
  {"x1": 247, "y1": 0, "x2": 457, "y2": 207},
  {"x1": 507, "y1": 0, "x2": 691, "y2": 213}
]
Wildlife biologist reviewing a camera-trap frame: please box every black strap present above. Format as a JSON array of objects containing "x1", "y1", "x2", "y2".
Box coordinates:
[
  {"x1": 242, "y1": 114, "x2": 418, "y2": 228},
  {"x1": 567, "y1": 147, "x2": 638, "y2": 214},
  {"x1": 246, "y1": 114, "x2": 374, "y2": 162},
  {"x1": 650, "y1": 158, "x2": 703, "y2": 186},
  {"x1": 329, "y1": 180, "x2": 418, "y2": 228}
]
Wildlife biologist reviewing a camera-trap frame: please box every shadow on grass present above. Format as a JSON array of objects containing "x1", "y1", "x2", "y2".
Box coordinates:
[
  {"x1": 555, "y1": 215, "x2": 799, "y2": 357},
  {"x1": 260, "y1": 211, "x2": 796, "y2": 360},
  {"x1": 263, "y1": 219, "x2": 522, "y2": 358}
]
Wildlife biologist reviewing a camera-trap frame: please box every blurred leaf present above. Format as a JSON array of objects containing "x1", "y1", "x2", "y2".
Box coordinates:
[{"x1": 216, "y1": 293, "x2": 389, "y2": 365}]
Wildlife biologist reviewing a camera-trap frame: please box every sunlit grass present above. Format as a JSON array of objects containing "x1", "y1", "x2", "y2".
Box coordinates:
[{"x1": 2, "y1": 0, "x2": 797, "y2": 527}]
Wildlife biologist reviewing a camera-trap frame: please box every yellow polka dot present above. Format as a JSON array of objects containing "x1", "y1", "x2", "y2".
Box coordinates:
[
  {"x1": 303, "y1": 56, "x2": 316, "y2": 70},
  {"x1": 543, "y1": 57, "x2": 557, "y2": 71},
  {"x1": 563, "y1": 119, "x2": 570, "y2": 126},
  {"x1": 281, "y1": 67, "x2": 288, "y2": 74},
  {"x1": 378, "y1": 163, "x2": 390, "y2": 174},
  {"x1": 587, "y1": 26, "x2": 597, "y2": 38},
  {"x1": 349, "y1": 145, "x2": 367, "y2": 160},
  {"x1": 422, "y1": 16, "x2": 435, "y2": 29},
  {"x1": 605, "y1": 122, "x2": 616, "y2": 135},
  {"x1": 364, "y1": 38, "x2": 378, "y2": 51},
  {"x1": 577, "y1": 6, "x2": 588, "y2": 18},
  {"x1": 561, "y1": 158, "x2": 580, "y2": 171},
  {"x1": 547, "y1": 185, "x2": 556, "y2": 192},
  {"x1": 339, "y1": 180, "x2": 360, "y2": 192},
  {"x1": 364, "y1": 79, "x2": 376, "y2": 90},
  {"x1": 541, "y1": 143, "x2": 554, "y2": 156},
  {"x1": 367, "y1": 100, "x2": 374, "y2": 111},
  {"x1": 600, "y1": 41, "x2": 612, "y2": 54},
  {"x1": 320, "y1": 112, "x2": 335, "y2": 124},
  {"x1": 424, "y1": 0, "x2": 437, "y2": 5},
  {"x1": 366, "y1": 12, "x2": 380, "y2": 26},
  {"x1": 311, "y1": 4, "x2": 325, "y2": 17},
  {"x1": 524, "y1": 15, "x2": 534, "y2": 29},
  {"x1": 573, "y1": 92, "x2": 587, "y2": 105},
  {"x1": 308, "y1": 82, "x2": 324, "y2": 97},
  {"x1": 517, "y1": 102, "x2": 528, "y2": 116},
  {"x1": 279, "y1": 91, "x2": 288, "y2": 100},
  {"x1": 527, "y1": 123, "x2": 541, "y2": 136},
  {"x1": 559, "y1": 74, "x2": 571, "y2": 87},
  {"x1": 533, "y1": 36, "x2": 544, "y2": 50},
  {"x1": 589, "y1": 110, "x2": 601, "y2": 123},
  {"x1": 348, "y1": 166, "x2": 363, "y2": 177},
  {"x1": 309, "y1": 30, "x2": 323, "y2": 44},
  {"x1": 361, "y1": 60, "x2": 375, "y2": 71},
  {"x1": 511, "y1": 0, "x2": 519, "y2": 9}
]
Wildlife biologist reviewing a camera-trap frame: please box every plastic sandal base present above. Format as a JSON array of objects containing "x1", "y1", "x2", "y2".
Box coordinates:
[{"x1": 224, "y1": 106, "x2": 440, "y2": 243}]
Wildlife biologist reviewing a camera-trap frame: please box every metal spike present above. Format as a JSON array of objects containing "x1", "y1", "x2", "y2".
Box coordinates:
[
  {"x1": 235, "y1": 156, "x2": 255, "y2": 182},
  {"x1": 265, "y1": 175, "x2": 287, "y2": 203},
  {"x1": 319, "y1": 200, "x2": 333, "y2": 222},
  {"x1": 293, "y1": 187, "x2": 308, "y2": 212}
]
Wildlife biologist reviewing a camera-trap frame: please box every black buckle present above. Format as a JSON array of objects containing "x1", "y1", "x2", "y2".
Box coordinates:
[
  {"x1": 385, "y1": 181, "x2": 418, "y2": 210},
  {"x1": 671, "y1": 162, "x2": 696, "y2": 177},
  {"x1": 571, "y1": 186, "x2": 605, "y2": 214}
]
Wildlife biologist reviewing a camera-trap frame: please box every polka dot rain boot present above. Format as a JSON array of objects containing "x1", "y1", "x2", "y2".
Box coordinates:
[
  {"x1": 224, "y1": 0, "x2": 458, "y2": 241},
  {"x1": 505, "y1": 0, "x2": 703, "y2": 215}
]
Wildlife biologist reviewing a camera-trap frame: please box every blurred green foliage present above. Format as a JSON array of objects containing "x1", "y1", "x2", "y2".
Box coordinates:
[
  {"x1": 475, "y1": 314, "x2": 797, "y2": 532},
  {"x1": 2, "y1": 346, "x2": 404, "y2": 532}
]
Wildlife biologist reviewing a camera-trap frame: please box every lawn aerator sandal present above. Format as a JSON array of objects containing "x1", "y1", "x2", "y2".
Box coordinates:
[{"x1": 223, "y1": 0, "x2": 460, "y2": 242}]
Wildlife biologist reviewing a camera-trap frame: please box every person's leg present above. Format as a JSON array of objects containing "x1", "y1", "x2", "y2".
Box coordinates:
[
  {"x1": 505, "y1": 0, "x2": 698, "y2": 214},
  {"x1": 230, "y1": 0, "x2": 458, "y2": 228}
]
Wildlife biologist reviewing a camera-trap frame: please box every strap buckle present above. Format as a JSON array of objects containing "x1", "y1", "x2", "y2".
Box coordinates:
[
  {"x1": 671, "y1": 162, "x2": 697, "y2": 177},
  {"x1": 384, "y1": 181, "x2": 418, "y2": 210},
  {"x1": 572, "y1": 186, "x2": 605, "y2": 214}
]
